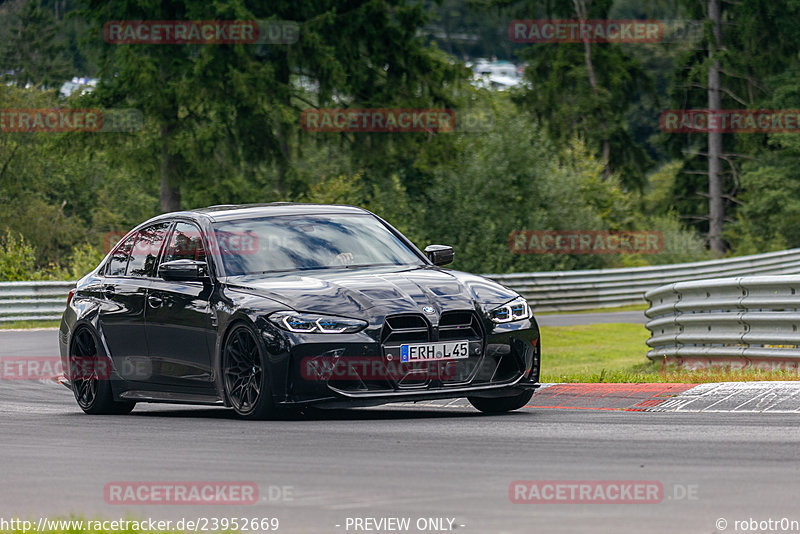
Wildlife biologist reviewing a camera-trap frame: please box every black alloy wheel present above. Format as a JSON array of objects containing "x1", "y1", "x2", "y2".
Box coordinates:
[
  {"x1": 223, "y1": 324, "x2": 276, "y2": 419},
  {"x1": 69, "y1": 327, "x2": 135, "y2": 415}
]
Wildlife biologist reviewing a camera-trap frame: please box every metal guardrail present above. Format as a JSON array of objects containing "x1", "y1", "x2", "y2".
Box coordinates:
[
  {"x1": 0, "y1": 281, "x2": 75, "y2": 323},
  {"x1": 4, "y1": 248, "x2": 800, "y2": 322},
  {"x1": 644, "y1": 275, "x2": 800, "y2": 367},
  {"x1": 487, "y1": 248, "x2": 800, "y2": 311}
]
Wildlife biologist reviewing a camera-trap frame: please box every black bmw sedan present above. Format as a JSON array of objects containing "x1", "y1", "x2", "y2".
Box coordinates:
[{"x1": 59, "y1": 204, "x2": 541, "y2": 419}]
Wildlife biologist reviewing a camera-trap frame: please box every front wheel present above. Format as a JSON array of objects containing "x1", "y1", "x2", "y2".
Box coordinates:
[
  {"x1": 223, "y1": 323, "x2": 277, "y2": 420},
  {"x1": 468, "y1": 390, "x2": 533, "y2": 414}
]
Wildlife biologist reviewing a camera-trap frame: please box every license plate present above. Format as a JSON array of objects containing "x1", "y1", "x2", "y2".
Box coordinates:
[{"x1": 400, "y1": 341, "x2": 469, "y2": 362}]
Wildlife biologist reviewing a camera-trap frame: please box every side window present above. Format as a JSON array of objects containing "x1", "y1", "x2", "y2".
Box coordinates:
[
  {"x1": 163, "y1": 222, "x2": 207, "y2": 263},
  {"x1": 127, "y1": 222, "x2": 170, "y2": 277},
  {"x1": 106, "y1": 235, "x2": 135, "y2": 276}
]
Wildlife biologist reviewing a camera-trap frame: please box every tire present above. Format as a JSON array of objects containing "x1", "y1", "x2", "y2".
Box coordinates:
[
  {"x1": 467, "y1": 390, "x2": 533, "y2": 414},
  {"x1": 222, "y1": 323, "x2": 277, "y2": 420},
  {"x1": 69, "y1": 327, "x2": 136, "y2": 415}
]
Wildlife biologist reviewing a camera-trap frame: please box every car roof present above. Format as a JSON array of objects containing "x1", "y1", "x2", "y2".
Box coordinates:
[{"x1": 150, "y1": 203, "x2": 372, "y2": 223}]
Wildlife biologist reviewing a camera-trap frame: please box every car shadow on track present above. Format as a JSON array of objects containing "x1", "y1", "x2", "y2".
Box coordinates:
[{"x1": 110, "y1": 405, "x2": 534, "y2": 421}]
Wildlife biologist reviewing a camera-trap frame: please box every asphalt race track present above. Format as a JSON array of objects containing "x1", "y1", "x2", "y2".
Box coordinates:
[{"x1": 2, "y1": 327, "x2": 799, "y2": 534}]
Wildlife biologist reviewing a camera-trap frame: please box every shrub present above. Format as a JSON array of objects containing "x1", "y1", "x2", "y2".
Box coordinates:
[{"x1": 0, "y1": 231, "x2": 37, "y2": 281}]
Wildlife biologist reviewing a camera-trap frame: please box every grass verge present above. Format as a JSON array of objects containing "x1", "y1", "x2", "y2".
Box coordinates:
[
  {"x1": 540, "y1": 323, "x2": 800, "y2": 383},
  {"x1": 0, "y1": 320, "x2": 60, "y2": 330}
]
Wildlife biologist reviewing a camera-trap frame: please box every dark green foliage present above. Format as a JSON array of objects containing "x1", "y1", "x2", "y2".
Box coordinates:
[{"x1": 4, "y1": 0, "x2": 765, "y2": 279}]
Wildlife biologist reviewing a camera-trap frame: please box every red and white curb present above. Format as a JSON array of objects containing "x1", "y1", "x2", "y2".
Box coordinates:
[
  {"x1": 644, "y1": 382, "x2": 800, "y2": 413},
  {"x1": 391, "y1": 382, "x2": 800, "y2": 413},
  {"x1": 527, "y1": 383, "x2": 695, "y2": 411}
]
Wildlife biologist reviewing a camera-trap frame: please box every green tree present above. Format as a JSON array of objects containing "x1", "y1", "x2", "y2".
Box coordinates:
[
  {"x1": 0, "y1": 85, "x2": 158, "y2": 268},
  {"x1": 79, "y1": 0, "x2": 468, "y2": 213},
  {"x1": 509, "y1": 0, "x2": 654, "y2": 191},
  {"x1": 0, "y1": 0, "x2": 72, "y2": 89},
  {"x1": 421, "y1": 106, "x2": 625, "y2": 274},
  {"x1": 664, "y1": 0, "x2": 800, "y2": 253},
  {"x1": 724, "y1": 64, "x2": 800, "y2": 252}
]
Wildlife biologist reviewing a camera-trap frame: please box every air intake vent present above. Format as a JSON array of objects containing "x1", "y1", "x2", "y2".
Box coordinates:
[
  {"x1": 439, "y1": 311, "x2": 483, "y2": 341},
  {"x1": 381, "y1": 314, "x2": 430, "y2": 345}
]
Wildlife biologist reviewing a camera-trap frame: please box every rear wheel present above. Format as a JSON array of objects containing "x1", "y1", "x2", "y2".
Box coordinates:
[
  {"x1": 468, "y1": 390, "x2": 533, "y2": 414},
  {"x1": 223, "y1": 324, "x2": 277, "y2": 420},
  {"x1": 70, "y1": 327, "x2": 135, "y2": 415}
]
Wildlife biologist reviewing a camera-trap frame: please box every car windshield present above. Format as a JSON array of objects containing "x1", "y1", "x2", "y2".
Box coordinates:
[{"x1": 213, "y1": 213, "x2": 424, "y2": 276}]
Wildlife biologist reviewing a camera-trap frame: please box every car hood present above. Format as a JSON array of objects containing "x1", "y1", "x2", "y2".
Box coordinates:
[{"x1": 223, "y1": 266, "x2": 519, "y2": 316}]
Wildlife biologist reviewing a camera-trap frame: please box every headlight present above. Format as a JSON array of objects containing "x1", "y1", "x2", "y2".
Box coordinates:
[
  {"x1": 268, "y1": 312, "x2": 368, "y2": 334},
  {"x1": 488, "y1": 297, "x2": 531, "y2": 324}
]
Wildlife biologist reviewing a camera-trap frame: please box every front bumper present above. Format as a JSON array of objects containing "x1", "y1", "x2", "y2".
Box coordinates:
[{"x1": 264, "y1": 315, "x2": 541, "y2": 406}]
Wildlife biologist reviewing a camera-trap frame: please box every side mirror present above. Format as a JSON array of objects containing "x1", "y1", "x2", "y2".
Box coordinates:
[
  {"x1": 158, "y1": 259, "x2": 209, "y2": 282},
  {"x1": 424, "y1": 245, "x2": 454, "y2": 266}
]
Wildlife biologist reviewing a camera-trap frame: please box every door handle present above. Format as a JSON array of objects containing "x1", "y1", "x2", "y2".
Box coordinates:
[
  {"x1": 102, "y1": 285, "x2": 115, "y2": 298},
  {"x1": 147, "y1": 295, "x2": 163, "y2": 308}
]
